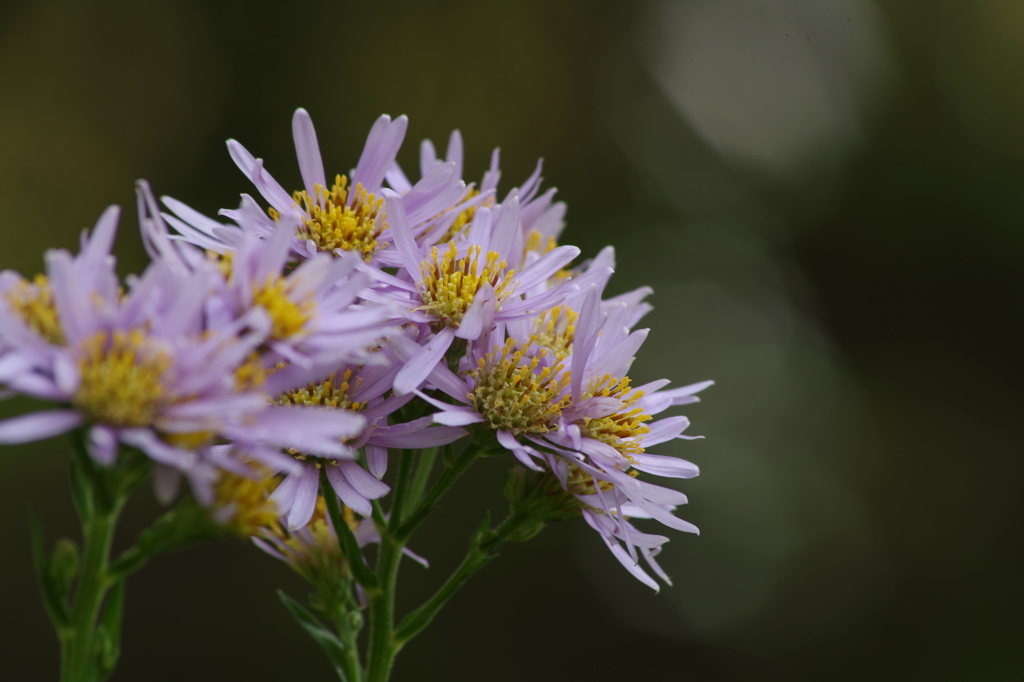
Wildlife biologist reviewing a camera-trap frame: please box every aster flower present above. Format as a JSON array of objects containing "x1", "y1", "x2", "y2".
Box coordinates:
[
  {"x1": 406, "y1": 285, "x2": 710, "y2": 588},
  {"x1": 161, "y1": 109, "x2": 472, "y2": 268},
  {"x1": 385, "y1": 130, "x2": 567, "y2": 264},
  {"x1": 137, "y1": 182, "x2": 400, "y2": 370},
  {"x1": 255, "y1": 495, "x2": 428, "y2": 599},
  {"x1": 0, "y1": 206, "x2": 364, "y2": 504},
  {"x1": 379, "y1": 191, "x2": 615, "y2": 395},
  {"x1": 262, "y1": 339, "x2": 467, "y2": 530}
]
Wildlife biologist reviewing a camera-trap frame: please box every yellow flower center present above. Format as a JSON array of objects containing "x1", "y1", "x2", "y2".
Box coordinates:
[
  {"x1": 74, "y1": 330, "x2": 171, "y2": 428},
  {"x1": 418, "y1": 243, "x2": 515, "y2": 328},
  {"x1": 436, "y1": 188, "x2": 492, "y2": 243},
  {"x1": 523, "y1": 228, "x2": 559, "y2": 258},
  {"x1": 252, "y1": 275, "x2": 314, "y2": 340},
  {"x1": 469, "y1": 338, "x2": 570, "y2": 434},
  {"x1": 278, "y1": 369, "x2": 365, "y2": 412},
  {"x1": 213, "y1": 466, "x2": 280, "y2": 537},
  {"x1": 578, "y1": 375, "x2": 651, "y2": 456},
  {"x1": 163, "y1": 430, "x2": 217, "y2": 449},
  {"x1": 531, "y1": 305, "x2": 577, "y2": 358},
  {"x1": 278, "y1": 370, "x2": 365, "y2": 461},
  {"x1": 5, "y1": 274, "x2": 64, "y2": 345},
  {"x1": 271, "y1": 496, "x2": 359, "y2": 578},
  {"x1": 273, "y1": 175, "x2": 386, "y2": 261}
]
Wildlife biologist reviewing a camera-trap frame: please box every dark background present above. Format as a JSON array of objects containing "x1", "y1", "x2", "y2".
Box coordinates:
[{"x1": 1, "y1": 1, "x2": 1022, "y2": 679}]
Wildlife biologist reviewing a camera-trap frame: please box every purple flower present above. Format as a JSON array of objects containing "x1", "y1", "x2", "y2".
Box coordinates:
[
  {"x1": 385, "y1": 130, "x2": 568, "y2": 264},
  {"x1": 404, "y1": 284, "x2": 711, "y2": 589},
  {"x1": 263, "y1": 343, "x2": 466, "y2": 530},
  {"x1": 0, "y1": 204, "x2": 365, "y2": 505},
  {"x1": 378, "y1": 189, "x2": 616, "y2": 395},
  {"x1": 137, "y1": 181, "x2": 400, "y2": 370},
  {"x1": 161, "y1": 109, "x2": 470, "y2": 268}
]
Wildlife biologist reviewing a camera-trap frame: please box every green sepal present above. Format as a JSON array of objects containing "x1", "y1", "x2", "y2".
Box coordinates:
[
  {"x1": 28, "y1": 511, "x2": 72, "y2": 631},
  {"x1": 96, "y1": 578, "x2": 125, "y2": 679},
  {"x1": 278, "y1": 590, "x2": 355, "y2": 682}
]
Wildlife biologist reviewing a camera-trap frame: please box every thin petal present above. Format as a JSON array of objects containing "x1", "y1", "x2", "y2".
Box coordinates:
[{"x1": 0, "y1": 410, "x2": 82, "y2": 444}]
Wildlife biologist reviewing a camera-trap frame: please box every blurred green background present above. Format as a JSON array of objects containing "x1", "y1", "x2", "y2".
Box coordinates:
[{"x1": 2, "y1": 0, "x2": 1022, "y2": 679}]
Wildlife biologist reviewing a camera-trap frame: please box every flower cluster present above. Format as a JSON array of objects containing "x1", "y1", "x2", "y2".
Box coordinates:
[{"x1": 1, "y1": 108, "x2": 709, "y2": 590}]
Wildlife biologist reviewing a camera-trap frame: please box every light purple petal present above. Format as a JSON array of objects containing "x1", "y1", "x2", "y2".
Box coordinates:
[
  {"x1": 366, "y1": 443, "x2": 388, "y2": 479},
  {"x1": 326, "y1": 464, "x2": 372, "y2": 517},
  {"x1": 632, "y1": 453, "x2": 700, "y2": 479},
  {"x1": 0, "y1": 410, "x2": 82, "y2": 444},
  {"x1": 292, "y1": 108, "x2": 327, "y2": 198},
  {"x1": 287, "y1": 465, "x2": 320, "y2": 530},
  {"x1": 455, "y1": 282, "x2": 495, "y2": 340},
  {"x1": 339, "y1": 460, "x2": 390, "y2": 499},
  {"x1": 88, "y1": 425, "x2": 118, "y2": 467},
  {"x1": 393, "y1": 327, "x2": 456, "y2": 395}
]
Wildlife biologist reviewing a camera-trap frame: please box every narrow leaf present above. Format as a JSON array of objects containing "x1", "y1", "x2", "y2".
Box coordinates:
[{"x1": 277, "y1": 590, "x2": 351, "y2": 682}]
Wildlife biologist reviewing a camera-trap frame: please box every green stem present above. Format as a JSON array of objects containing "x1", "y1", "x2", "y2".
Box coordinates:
[
  {"x1": 364, "y1": 530, "x2": 402, "y2": 682},
  {"x1": 394, "y1": 512, "x2": 532, "y2": 644},
  {"x1": 405, "y1": 447, "x2": 438, "y2": 510},
  {"x1": 387, "y1": 449, "x2": 417, "y2": 532},
  {"x1": 60, "y1": 504, "x2": 121, "y2": 682}
]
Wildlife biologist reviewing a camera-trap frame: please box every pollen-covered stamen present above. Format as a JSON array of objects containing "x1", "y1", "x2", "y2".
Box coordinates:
[
  {"x1": 74, "y1": 330, "x2": 171, "y2": 428},
  {"x1": 469, "y1": 338, "x2": 570, "y2": 434},
  {"x1": 523, "y1": 228, "x2": 558, "y2": 258},
  {"x1": 565, "y1": 461, "x2": 639, "y2": 515},
  {"x1": 278, "y1": 370, "x2": 365, "y2": 462},
  {"x1": 213, "y1": 466, "x2": 280, "y2": 537},
  {"x1": 418, "y1": 242, "x2": 516, "y2": 328},
  {"x1": 578, "y1": 374, "x2": 651, "y2": 456},
  {"x1": 274, "y1": 174, "x2": 387, "y2": 260},
  {"x1": 436, "y1": 188, "x2": 492, "y2": 243},
  {"x1": 531, "y1": 305, "x2": 577, "y2": 357},
  {"x1": 5, "y1": 274, "x2": 64, "y2": 345},
  {"x1": 272, "y1": 496, "x2": 359, "y2": 560},
  {"x1": 252, "y1": 275, "x2": 314, "y2": 341},
  {"x1": 279, "y1": 369, "x2": 365, "y2": 412}
]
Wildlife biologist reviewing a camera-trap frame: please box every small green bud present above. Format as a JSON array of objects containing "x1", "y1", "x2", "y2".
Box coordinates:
[
  {"x1": 503, "y1": 466, "x2": 584, "y2": 526},
  {"x1": 48, "y1": 538, "x2": 79, "y2": 600}
]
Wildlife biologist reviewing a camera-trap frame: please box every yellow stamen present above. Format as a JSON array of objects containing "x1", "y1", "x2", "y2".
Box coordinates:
[
  {"x1": 206, "y1": 250, "x2": 234, "y2": 280},
  {"x1": 523, "y1": 228, "x2": 558, "y2": 258},
  {"x1": 5, "y1": 274, "x2": 64, "y2": 345},
  {"x1": 418, "y1": 242, "x2": 515, "y2": 328},
  {"x1": 531, "y1": 305, "x2": 577, "y2": 357},
  {"x1": 74, "y1": 330, "x2": 171, "y2": 428},
  {"x1": 272, "y1": 496, "x2": 359, "y2": 571},
  {"x1": 469, "y1": 338, "x2": 570, "y2": 434},
  {"x1": 280, "y1": 175, "x2": 386, "y2": 260},
  {"x1": 578, "y1": 374, "x2": 651, "y2": 456},
  {"x1": 252, "y1": 275, "x2": 314, "y2": 340},
  {"x1": 234, "y1": 351, "x2": 268, "y2": 391},
  {"x1": 278, "y1": 369, "x2": 365, "y2": 412},
  {"x1": 436, "y1": 188, "x2": 491, "y2": 243},
  {"x1": 213, "y1": 466, "x2": 280, "y2": 537},
  {"x1": 163, "y1": 430, "x2": 216, "y2": 449}
]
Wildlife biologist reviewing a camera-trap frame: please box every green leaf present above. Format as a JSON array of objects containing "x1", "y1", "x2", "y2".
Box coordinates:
[
  {"x1": 96, "y1": 579, "x2": 125, "y2": 678},
  {"x1": 278, "y1": 590, "x2": 353, "y2": 682}
]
